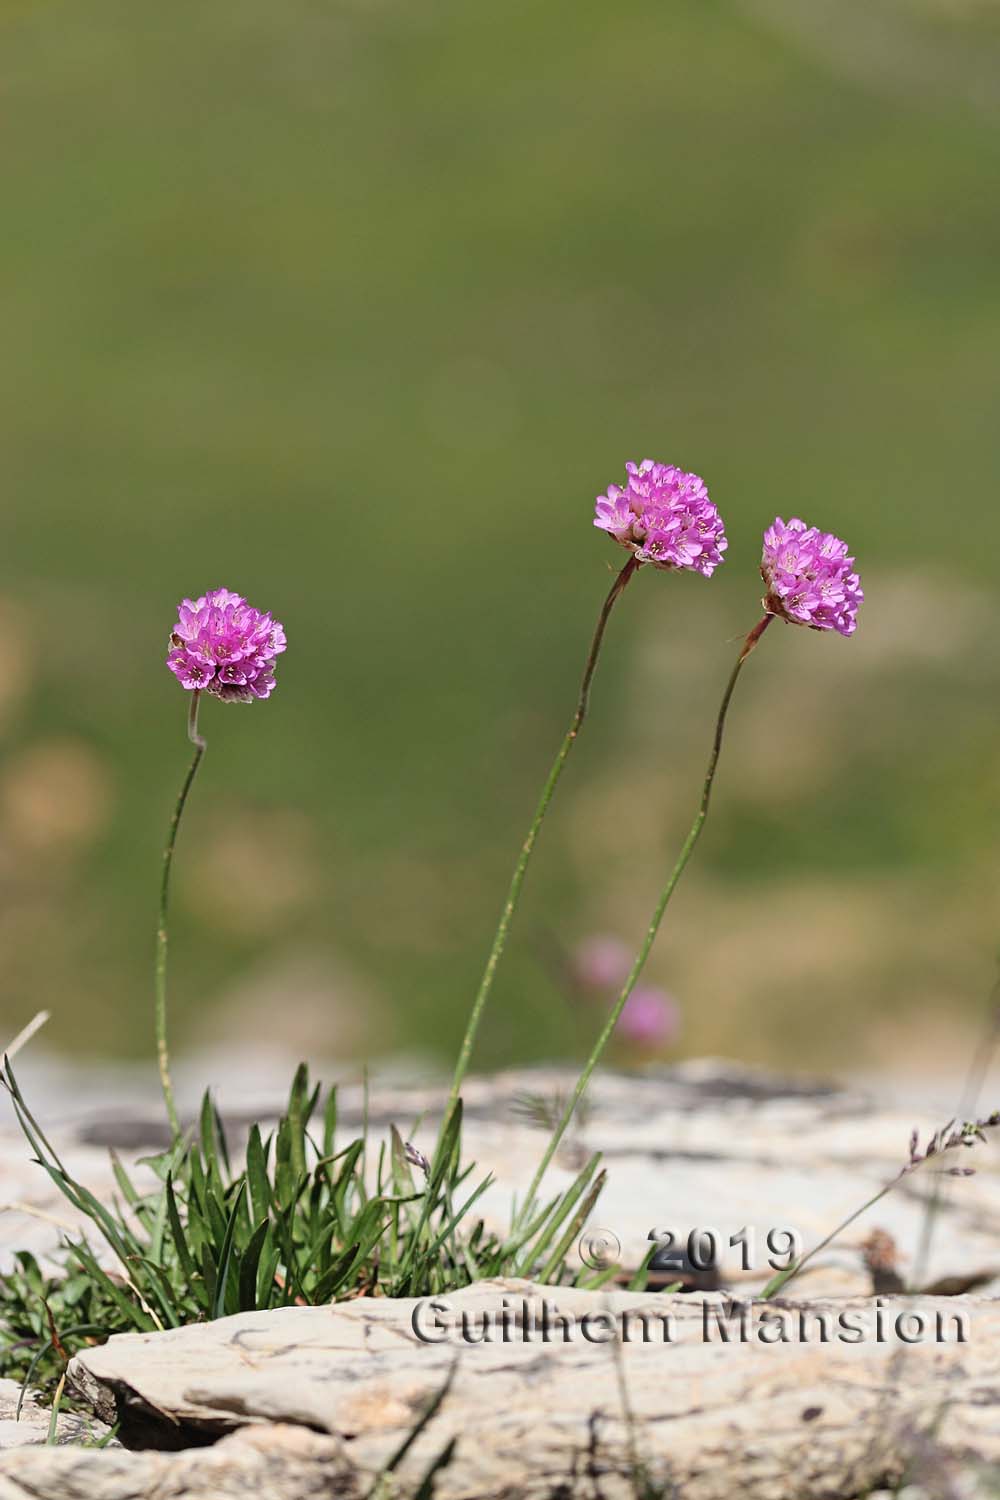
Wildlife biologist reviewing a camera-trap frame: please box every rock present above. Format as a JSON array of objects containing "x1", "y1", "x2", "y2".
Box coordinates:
[
  {"x1": 0, "y1": 1378, "x2": 114, "y2": 1449},
  {"x1": 336, "y1": 1059, "x2": 1000, "y2": 1298},
  {"x1": 3, "y1": 1059, "x2": 1000, "y2": 1496},
  {"x1": 0, "y1": 1423, "x2": 357, "y2": 1498},
  {"x1": 4, "y1": 1059, "x2": 1000, "y2": 1295},
  {"x1": 0, "y1": 1280, "x2": 994, "y2": 1498}
]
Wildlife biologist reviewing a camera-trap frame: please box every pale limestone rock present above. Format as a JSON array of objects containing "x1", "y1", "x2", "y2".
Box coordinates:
[
  {"x1": 34, "y1": 1280, "x2": 1000, "y2": 1499},
  {"x1": 2, "y1": 1060, "x2": 1000, "y2": 1497},
  {"x1": 0, "y1": 1378, "x2": 114, "y2": 1450},
  {"x1": 4, "y1": 1060, "x2": 1000, "y2": 1294},
  {"x1": 0, "y1": 1422, "x2": 357, "y2": 1498}
]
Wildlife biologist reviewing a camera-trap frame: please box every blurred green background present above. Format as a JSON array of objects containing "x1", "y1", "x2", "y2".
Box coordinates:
[{"x1": 2, "y1": 0, "x2": 999, "y2": 1076}]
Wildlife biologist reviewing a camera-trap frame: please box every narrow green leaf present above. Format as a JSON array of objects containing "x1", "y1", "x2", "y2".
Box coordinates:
[
  {"x1": 310, "y1": 1240, "x2": 362, "y2": 1302},
  {"x1": 109, "y1": 1151, "x2": 143, "y2": 1212},
  {"x1": 165, "y1": 1174, "x2": 204, "y2": 1306},
  {"x1": 125, "y1": 1259, "x2": 181, "y2": 1328},
  {"x1": 188, "y1": 1149, "x2": 207, "y2": 1220},
  {"x1": 202, "y1": 1187, "x2": 229, "y2": 1251},
  {"x1": 418, "y1": 1173, "x2": 494, "y2": 1271},
  {"x1": 323, "y1": 1086, "x2": 337, "y2": 1158},
  {"x1": 287, "y1": 1063, "x2": 309, "y2": 1182},
  {"x1": 513, "y1": 1153, "x2": 601, "y2": 1276},
  {"x1": 245, "y1": 1124, "x2": 272, "y2": 1226},
  {"x1": 256, "y1": 1241, "x2": 281, "y2": 1309},
  {"x1": 213, "y1": 1180, "x2": 248, "y2": 1319},
  {"x1": 237, "y1": 1219, "x2": 270, "y2": 1313},
  {"x1": 66, "y1": 1242, "x2": 154, "y2": 1333},
  {"x1": 212, "y1": 1100, "x2": 231, "y2": 1178},
  {"x1": 200, "y1": 1092, "x2": 225, "y2": 1199},
  {"x1": 3, "y1": 1060, "x2": 72, "y2": 1180},
  {"x1": 537, "y1": 1170, "x2": 608, "y2": 1285},
  {"x1": 148, "y1": 1183, "x2": 170, "y2": 1268},
  {"x1": 199, "y1": 1244, "x2": 218, "y2": 1311}
]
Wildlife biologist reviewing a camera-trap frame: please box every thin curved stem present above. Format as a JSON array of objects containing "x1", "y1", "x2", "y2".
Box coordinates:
[
  {"x1": 517, "y1": 614, "x2": 772, "y2": 1222},
  {"x1": 155, "y1": 690, "x2": 207, "y2": 1140},
  {"x1": 444, "y1": 555, "x2": 641, "y2": 1126},
  {"x1": 761, "y1": 1184, "x2": 889, "y2": 1300}
]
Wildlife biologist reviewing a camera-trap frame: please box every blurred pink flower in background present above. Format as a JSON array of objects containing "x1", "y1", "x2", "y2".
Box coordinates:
[
  {"x1": 618, "y1": 986, "x2": 680, "y2": 1047},
  {"x1": 572, "y1": 934, "x2": 631, "y2": 990},
  {"x1": 571, "y1": 935, "x2": 680, "y2": 1051}
]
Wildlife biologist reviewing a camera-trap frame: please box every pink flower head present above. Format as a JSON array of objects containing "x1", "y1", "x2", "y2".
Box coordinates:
[
  {"x1": 619, "y1": 987, "x2": 680, "y2": 1047},
  {"x1": 761, "y1": 518, "x2": 863, "y2": 638},
  {"x1": 166, "y1": 588, "x2": 286, "y2": 703},
  {"x1": 573, "y1": 935, "x2": 632, "y2": 991},
  {"x1": 594, "y1": 461, "x2": 727, "y2": 578}
]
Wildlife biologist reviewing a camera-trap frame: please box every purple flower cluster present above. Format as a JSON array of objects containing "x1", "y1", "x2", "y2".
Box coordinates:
[
  {"x1": 167, "y1": 588, "x2": 286, "y2": 702},
  {"x1": 760, "y1": 518, "x2": 863, "y2": 638},
  {"x1": 594, "y1": 461, "x2": 727, "y2": 578}
]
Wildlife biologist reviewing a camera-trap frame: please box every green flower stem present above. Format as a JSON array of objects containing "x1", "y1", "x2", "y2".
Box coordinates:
[
  {"x1": 444, "y1": 554, "x2": 641, "y2": 1128},
  {"x1": 517, "y1": 613, "x2": 772, "y2": 1223},
  {"x1": 155, "y1": 689, "x2": 207, "y2": 1141}
]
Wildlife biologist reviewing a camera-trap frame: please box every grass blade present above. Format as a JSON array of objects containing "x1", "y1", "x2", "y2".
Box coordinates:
[{"x1": 212, "y1": 1181, "x2": 248, "y2": 1319}]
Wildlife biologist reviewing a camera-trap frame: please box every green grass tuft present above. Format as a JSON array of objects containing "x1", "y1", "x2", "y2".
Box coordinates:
[{"x1": 0, "y1": 1057, "x2": 611, "y2": 1401}]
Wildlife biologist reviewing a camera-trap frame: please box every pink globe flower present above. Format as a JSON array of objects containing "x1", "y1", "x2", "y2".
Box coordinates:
[
  {"x1": 594, "y1": 461, "x2": 727, "y2": 578},
  {"x1": 572, "y1": 935, "x2": 632, "y2": 991},
  {"x1": 619, "y1": 987, "x2": 680, "y2": 1047},
  {"x1": 761, "y1": 518, "x2": 862, "y2": 638},
  {"x1": 166, "y1": 588, "x2": 287, "y2": 703}
]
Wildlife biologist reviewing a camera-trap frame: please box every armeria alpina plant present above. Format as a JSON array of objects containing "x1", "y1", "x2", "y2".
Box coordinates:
[
  {"x1": 517, "y1": 516, "x2": 863, "y2": 1218},
  {"x1": 0, "y1": 509, "x2": 875, "y2": 1407},
  {"x1": 157, "y1": 588, "x2": 287, "y2": 1137},
  {"x1": 443, "y1": 462, "x2": 727, "y2": 1132},
  {"x1": 0, "y1": 571, "x2": 638, "y2": 1403}
]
